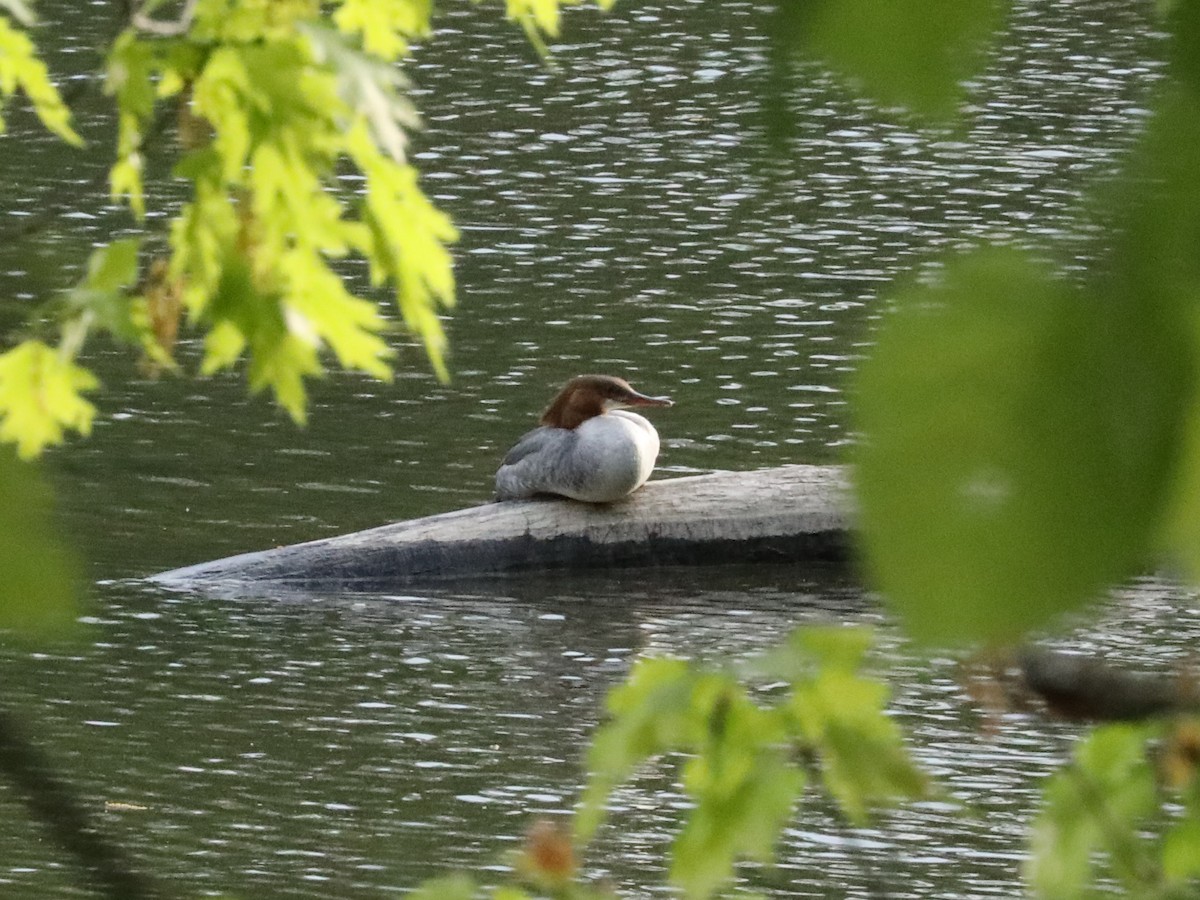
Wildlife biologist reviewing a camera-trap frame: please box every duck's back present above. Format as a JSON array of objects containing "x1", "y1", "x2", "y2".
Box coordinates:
[{"x1": 495, "y1": 412, "x2": 659, "y2": 502}]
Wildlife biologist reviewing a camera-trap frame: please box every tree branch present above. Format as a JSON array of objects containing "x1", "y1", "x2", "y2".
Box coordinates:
[
  {"x1": 130, "y1": 0, "x2": 197, "y2": 37},
  {"x1": 0, "y1": 708, "x2": 157, "y2": 899}
]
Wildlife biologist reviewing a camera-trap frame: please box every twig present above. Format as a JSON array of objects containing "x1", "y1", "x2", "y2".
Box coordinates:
[{"x1": 130, "y1": 0, "x2": 197, "y2": 37}]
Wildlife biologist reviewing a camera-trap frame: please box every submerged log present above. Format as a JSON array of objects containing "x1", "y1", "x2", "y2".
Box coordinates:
[
  {"x1": 151, "y1": 464, "x2": 852, "y2": 591},
  {"x1": 1017, "y1": 645, "x2": 1200, "y2": 722}
]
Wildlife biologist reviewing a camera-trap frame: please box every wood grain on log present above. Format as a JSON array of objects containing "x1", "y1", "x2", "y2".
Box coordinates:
[{"x1": 151, "y1": 464, "x2": 853, "y2": 591}]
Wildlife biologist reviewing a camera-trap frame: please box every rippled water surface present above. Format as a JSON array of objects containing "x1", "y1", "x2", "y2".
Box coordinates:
[
  {"x1": 1, "y1": 0, "x2": 1192, "y2": 896},
  {"x1": 6, "y1": 575, "x2": 1198, "y2": 898}
]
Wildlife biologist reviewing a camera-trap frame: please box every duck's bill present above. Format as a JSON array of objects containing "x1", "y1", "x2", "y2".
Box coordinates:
[{"x1": 626, "y1": 391, "x2": 674, "y2": 408}]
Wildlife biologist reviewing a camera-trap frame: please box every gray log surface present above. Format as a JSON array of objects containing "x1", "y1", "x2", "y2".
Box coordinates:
[{"x1": 151, "y1": 464, "x2": 853, "y2": 591}]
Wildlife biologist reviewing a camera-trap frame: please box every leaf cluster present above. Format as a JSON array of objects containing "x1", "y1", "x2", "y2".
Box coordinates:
[
  {"x1": 2, "y1": 0, "x2": 477, "y2": 454},
  {"x1": 835, "y1": 3, "x2": 1200, "y2": 899},
  {"x1": 1028, "y1": 719, "x2": 1200, "y2": 899},
  {"x1": 575, "y1": 627, "x2": 925, "y2": 899},
  {"x1": 0, "y1": 0, "x2": 620, "y2": 457},
  {"x1": 107, "y1": 1, "x2": 458, "y2": 424},
  {"x1": 408, "y1": 630, "x2": 924, "y2": 900},
  {"x1": 0, "y1": 5, "x2": 81, "y2": 144}
]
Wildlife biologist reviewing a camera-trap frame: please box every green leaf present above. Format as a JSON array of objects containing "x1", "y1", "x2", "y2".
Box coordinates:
[
  {"x1": 673, "y1": 749, "x2": 803, "y2": 899},
  {"x1": 85, "y1": 238, "x2": 141, "y2": 292},
  {"x1": 1166, "y1": 0, "x2": 1200, "y2": 99},
  {"x1": 282, "y1": 251, "x2": 394, "y2": 381},
  {"x1": 0, "y1": 450, "x2": 80, "y2": 638},
  {"x1": 105, "y1": 31, "x2": 157, "y2": 120},
  {"x1": 106, "y1": 32, "x2": 159, "y2": 217},
  {"x1": 330, "y1": 0, "x2": 431, "y2": 60},
  {"x1": 246, "y1": 333, "x2": 321, "y2": 425},
  {"x1": 303, "y1": 22, "x2": 420, "y2": 161},
  {"x1": 192, "y1": 46, "x2": 256, "y2": 182},
  {"x1": 0, "y1": 340, "x2": 98, "y2": 459},
  {"x1": 170, "y1": 171, "x2": 240, "y2": 313},
  {"x1": 581, "y1": 657, "x2": 808, "y2": 899},
  {"x1": 793, "y1": 625, "x2": 871, "y2": 672},
  {"x1": 854, "y1": 247, "x2": 1193, "y2": 645},
  {"x1": 579, "y1": 629, "x2": 926, "y2": 898},
  {"x1": 0, "y1": 15, "x2": 82, "y2": 144},
  {"x1": 754, "y1": 625, "x2": 872, "y2": 686},
  {"x1": 1132, "y1": 99, "x2": 1200, "y2": 582},
  {"x1": 60, "y1": 238, "x2": 161, "y2": 353},
  {"x1": 1026, "y1": 724, "x2": 1159, "y2": 899},
  {"x1": 782, "y1": 0, "x2": 1006, "y2": 119},
  {"x1": 408, "y1": 874, "x2": 476, "y2": 900},
  {"x1": 507, "y1": 0, "x2": 563, "y2": 38},
  {"x1": 1028, "y1": 775, "x2": 1096, "y2": 899},
  {"x1": 787, "y1": 655, "x2": 926, "y2": 823},
  {"x1": 351, "y1": 127, "x2": 457, "y2": 379},
  {"x1": 199, "y1": 255, "x2": 323, "y2": 424},
  {"x1": 576, "y1": 656, "x2": 698, "y2": 842},
  {"x1": 109, "y1": 152, "x2": 145, "y2": 218},
  {"x1": 1163, "y1": 819, "x2": 1200, "y2": 884},
  {"x1": 499, "y1": 0, "x2": 620, "y2": 48}
]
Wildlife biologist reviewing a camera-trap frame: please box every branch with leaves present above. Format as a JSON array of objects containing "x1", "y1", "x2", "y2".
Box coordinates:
[{"x1": 0, "y1": 0, "x2": 613, "y2": 459}]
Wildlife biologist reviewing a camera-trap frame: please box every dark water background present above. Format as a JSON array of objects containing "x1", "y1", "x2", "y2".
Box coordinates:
[{"x1": 1, "y1": 0, "x2": 1194, "y2": 896}]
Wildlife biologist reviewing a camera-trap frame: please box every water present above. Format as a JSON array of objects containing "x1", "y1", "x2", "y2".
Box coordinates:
[
  {"x1": 6, "y1": 575, "x2": 1196, "y2": 898},
  {"x1": 0, "y1": 0, "x2": 1189, "y2": 896}
]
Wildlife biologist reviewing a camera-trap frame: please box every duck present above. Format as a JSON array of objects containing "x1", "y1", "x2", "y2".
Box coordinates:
[{"x1": 495, "y1": 375, "x2": 673, "y2": 503}]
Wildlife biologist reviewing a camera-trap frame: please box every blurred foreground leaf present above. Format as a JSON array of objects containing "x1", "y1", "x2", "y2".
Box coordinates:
[
  {"x1": 579, "y1": 629, "x2": 924, "y2": 899},
  {"x1": 0, "y1": 340, "x2": 99, "y2": 460},
  {"x1": 1167, "y1": 0, "x2": 1200, "y2": 99},
  {"x1": 64, "y1": 240, "x2": 170, "y2": 359},
  {"x1": 1135, "y1": 94, "x2": 1200, "y2": 583},
  {"x1": 0, "y1": 451, "x2": 79, "y2": 637},
  {"x1": 0, "y1": 13, "x2": 82, "y2": 144},
  {"x1": 407, "y1": 874, "x2": 477, "y2": 900},
  {"x1": 779, "y1": 629, "x2": 926, "y2": 822},
  {"x1": 1026, "y1": 724, "x2": 1160, "y2": 899},
  {"x1": 776, "y1": 0, "x2": 1005, "y2": 119},
  {"x1": 578, "y1": 655, "x2": 800, "y2": 899},
  {"x1": 855, "y1": 245, "x2": 1193, "y2": 645},
  {"x1": 575, "y1": 657, "x2": 698, "y2": 843}
]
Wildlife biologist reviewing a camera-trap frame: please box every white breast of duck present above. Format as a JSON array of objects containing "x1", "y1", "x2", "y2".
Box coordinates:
[{"x1": 495, "y1": 375, "x2": 673, "y2": 503}]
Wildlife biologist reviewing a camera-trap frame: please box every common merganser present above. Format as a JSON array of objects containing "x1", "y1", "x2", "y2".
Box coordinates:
[{"x1": 495, "y1": 375, "x2": 674, "y2": 503}]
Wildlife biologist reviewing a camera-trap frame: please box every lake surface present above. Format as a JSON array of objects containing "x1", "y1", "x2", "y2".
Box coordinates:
[{"x1": 1, "y1": 0, "x2": 1192, "y2": 896}]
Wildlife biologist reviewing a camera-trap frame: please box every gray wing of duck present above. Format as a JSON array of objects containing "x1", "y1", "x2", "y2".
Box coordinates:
[{"x1": 495, "y1": 427, "x2": 577, "y2": 499}]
